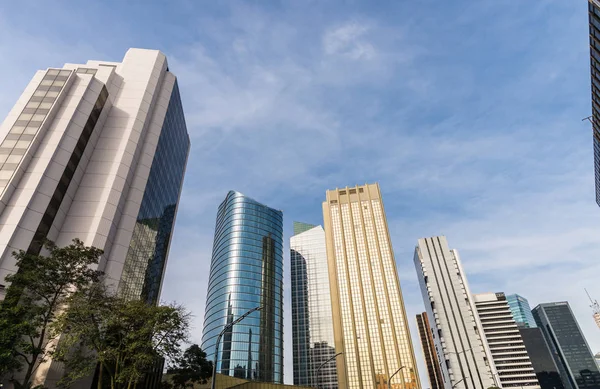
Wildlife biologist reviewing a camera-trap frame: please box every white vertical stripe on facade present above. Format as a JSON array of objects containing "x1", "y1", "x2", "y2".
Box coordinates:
[{"x1": 414, "y1": 236, "x2": 496, "y2": 389}]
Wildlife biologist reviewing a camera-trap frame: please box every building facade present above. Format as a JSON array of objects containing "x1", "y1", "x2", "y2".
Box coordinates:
[
  {"x1": 416, "y1": 313, "x2": 444, "y2": 389},
  {"x1": 0, "y1": 49, "x2": 190, "y2": 387},
  {"x1": 588, "y1": 0, "x2": 600, "y2": 207},
  {"x1": 322, "y1": 183, "x2": 420, "y2": 389},
  {"x1": 290, "y1": 222, "x2": 338, "y2": 389},
  {"x1": 473, "y1": 293, "x2": 539, "y2": 389},
  {"x1": 201, "y1": 191, "x2": 284, "y2": 383},
  {"x1": 518, "y1": 327, "x2": 565, "y2": 389},
  {"x1": 413, "y1": 236, "x2": 497, "y2": 389},
  {"x1": 533, "y1": 302, "x2": 600, "y2": 389},
  {"x1": 507, "y1": 294, "x2": 537, "y2": 328}
]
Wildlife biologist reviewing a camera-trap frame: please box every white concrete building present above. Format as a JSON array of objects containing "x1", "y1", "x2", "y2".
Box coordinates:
[
  {"x1": 0, "y1": 48, "x2": 190, "y2": 387},
  {"x1": 473, "y1": 293, "x2": 540, "y2": 389},
  {"x1": 414, "y1": 236, "x2": 498, "y2": 389}
]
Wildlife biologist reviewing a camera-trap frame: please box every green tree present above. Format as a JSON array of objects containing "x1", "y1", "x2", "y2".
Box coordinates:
[
  {"x1": 54, "y1": 284, "x2": 191, "y2": 389},
  {"x1": 167, "y1": 344, "x2": 213, "y2": 388},
  {"x1": 0, "y1": 239, "x2": 103, "y2": 388}
]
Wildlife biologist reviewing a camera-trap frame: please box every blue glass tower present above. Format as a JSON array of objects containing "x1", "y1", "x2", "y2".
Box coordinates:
[
  {"x1": 201, "y1": 191, "x2": 284, "y2": 383},
  {"x1": 507, "y1": 294, "x2": 537, "y2": 328}
]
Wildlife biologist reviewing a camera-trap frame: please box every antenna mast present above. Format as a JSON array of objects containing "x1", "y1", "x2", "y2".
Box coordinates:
[{"x1": 585, "y1": 289, "x2": 600, "y2": 330}]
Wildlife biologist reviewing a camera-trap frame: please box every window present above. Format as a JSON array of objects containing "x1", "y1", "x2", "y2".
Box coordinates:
[{"x1": 76, "y1": 68, "x2": 97, "y2": 75}]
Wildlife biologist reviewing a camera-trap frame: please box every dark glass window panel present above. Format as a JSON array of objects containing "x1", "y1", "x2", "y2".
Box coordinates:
[{"x1": 117, "y1": 81, "x2": 189, "y2": 308}]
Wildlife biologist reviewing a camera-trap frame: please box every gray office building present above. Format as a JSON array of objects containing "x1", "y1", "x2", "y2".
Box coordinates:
[
  {"x1": 518, "y1": 327, "x2": 565, "y2": 389},
  {"x1": 533, "y1": 302, "x2": 600, "y2": 389},
  {"x1": 291, "y1": 222, "x2": 337, "y2": 389}
]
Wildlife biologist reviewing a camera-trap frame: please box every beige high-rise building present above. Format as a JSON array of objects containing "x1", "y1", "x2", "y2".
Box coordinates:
[{"x1": 322, "y1": 183, "x2": 420, "y2": 389}]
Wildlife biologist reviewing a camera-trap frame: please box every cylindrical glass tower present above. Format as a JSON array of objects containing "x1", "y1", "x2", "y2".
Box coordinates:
[{"x1": 201, "y1": 191, "x2": 284, "y2": 383}]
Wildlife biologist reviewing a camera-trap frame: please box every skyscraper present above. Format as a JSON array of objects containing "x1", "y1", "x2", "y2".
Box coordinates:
[
  {"x1": 507, "y1": 294, "x2": 537, "y2": 328},
  {"x1": 473, "y1": 292, "x2": 539, "y2": 389},
  {"x1": 413, "y1": 236, "x2": 497, "y2": 389},
  {"x1": 588, "y1": 0, "x2": 600, "y2": 207},
  {"x1": 0, "y1": 48, "x2": 190, "y2": 386},
  {"x1": 201, "y1": 191, "x2": 284, "y2": 383},
  {"x1": 416, "y1": 313, "x2": 444, "y2": 389},
  {"x1": 291, "y1": 222, "x2": 338, "y2": 389},
  {"x1": 322, "y1": 183, "x2": 420, "y2": 389},
  {"x1": 533, "y1": 302, "x2": 600, "y2": 389},
  {"x1": 518, "y1": 327, "x2": 566, "y2": 389}
]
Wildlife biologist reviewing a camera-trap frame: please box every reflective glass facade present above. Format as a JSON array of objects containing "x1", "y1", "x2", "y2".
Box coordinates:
[
  {"x1": 202, "y1": 191, "x2": 284, "y2": 383},
  {"x1": 323, "y1": 184, "x2": 421, "y2": 389},
  {"x1": 291, "y1": 222, "x2": 338, "y2": 389},
  {"x1": 118, "y1": 81, "x2": 190, "y2": 305},
  {"x1": 533, "y1": 302, "x2": 600, "y2": 389},
  {"x1": 589, "y1": 0, "x2": 600, "y2": 207},
  {"x1": 519, "y1": 327, "x2": 566, "y2": 389},
  {"x1": 507, "y1": 294, "x2": 537, "y2": 328}
]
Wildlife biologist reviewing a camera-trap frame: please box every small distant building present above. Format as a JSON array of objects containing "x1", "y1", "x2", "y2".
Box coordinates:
[{"x1": 506, "y1": 294, "x2": 537, "y2": 328}]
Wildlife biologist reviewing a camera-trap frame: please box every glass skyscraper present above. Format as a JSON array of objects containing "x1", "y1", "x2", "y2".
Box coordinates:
[
  {"x1": 117, "y1": 81, "x2": 189, "y2": 305},
  {"x1": 588, "y1": 0, "x2": 600, "y2": 207},
  {"x1": 519, "y1": 327, "x2": 565, "y2": 389},
  {"x1": 533, "y1": 302, "x2": 600, "y2": 389},
  {"x1": 507, "y1": 294, "x2": 537, "y2": 328},
  {"x1": 323, "y1": 183, "x2": 421, "y2": 389},
  {"x1": 291, "y1": 222, "x2": 338, "y2": 389},
  {"x1": 0, "y1": 49, "x2": 190, "y2": 387},
  {"x1": 201, "y1": 191, "x2": 284, "y2": 383}
]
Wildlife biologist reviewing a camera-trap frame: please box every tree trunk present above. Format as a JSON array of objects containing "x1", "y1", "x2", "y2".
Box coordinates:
[
  {"x1": 21, "y1": 354, "x2": 37, "y2": 388},
  {"x1": 98, "y1": 361, "x2": 103, "y2": 389}
]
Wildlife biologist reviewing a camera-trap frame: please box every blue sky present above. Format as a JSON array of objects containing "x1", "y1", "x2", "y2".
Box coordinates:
[{"x1": 1, "y1": 0, "x2": 599, "y2": 384}]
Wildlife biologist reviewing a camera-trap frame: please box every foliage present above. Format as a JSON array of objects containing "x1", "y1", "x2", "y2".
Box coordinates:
[
  {"x1": 54, "y1": 284, "x2": 191, "y2": 389},
  {"x1": 167, "y1": 344, "x2": 213, "y2": 388},
  {"x1": 0, "y1": 239, "x2": 103, "y2": 387}
]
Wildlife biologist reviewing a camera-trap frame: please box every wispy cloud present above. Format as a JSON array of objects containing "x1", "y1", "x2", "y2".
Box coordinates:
[{"x1": 323, "y1": 22, "x2": 376, "y2": 60}]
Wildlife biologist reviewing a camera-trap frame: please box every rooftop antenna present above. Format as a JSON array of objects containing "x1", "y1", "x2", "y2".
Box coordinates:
[{"x1": 585, "y1": 288, "x2": 600, "y2": 330}]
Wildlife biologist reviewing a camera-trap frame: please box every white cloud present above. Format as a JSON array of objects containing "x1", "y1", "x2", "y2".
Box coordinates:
[{"x1": 323, "y1": 22, "x2": 376, "y2": 60}]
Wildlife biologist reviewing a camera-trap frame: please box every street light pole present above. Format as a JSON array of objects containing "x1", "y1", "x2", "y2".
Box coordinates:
[
  {"x1": 388, "y1": 366, "x2": 406, "y2": 389},
  {"x1": 452, "y1": 377, "x2": 469, "y2": 389},
  {"x1": 211, "y1": 306, "x2": 263, "y2": 389},
  {"x1": 447, "y1": 349, "x2": 471, "y2": 389},
  {"x1": 315, "y1": 352, "x2": 343, "y2": 388},
  {"x1": 448, "y1": 348, "x2": 471, "y2": 356}
]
